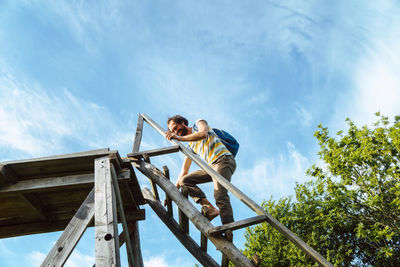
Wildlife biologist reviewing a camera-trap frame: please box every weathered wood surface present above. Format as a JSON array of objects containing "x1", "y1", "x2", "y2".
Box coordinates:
[
  {"x1": 133, "y1": 160, "x2": 254, "y2": 267},
  {"x1": 0, "y1": 164, "x2": 18, "y2": 185},
  {"x1": 19, "y1": 193, "x2": 54, "y2": 223},
  {"x1": 129, "y1": 221, "x2": 144, "y2": 267},
  {"x1": 140, "y1": 113, "x2": 334, "y2": 267},
  {"x1": 111, "y1": 164, "x2": 135, "y2": 267},
  {"x1": 94, "y1": 157, "x2": 121, "y2": 267},
  {"x1": 127, "y1": 145, "x2": 180, "y2": 158},
  {"x1": 125, "y1": 209, "x2": 146, "y2": 222},
  {"x1": 0, "y1": 149, "x2": 116, "y2": 181},
  {"x1": 132, "y1": 115, "x2": 144, "y2": 153},
  {"x1": 208, "y1": 215, "x2": 267, "y2": 236},
  {"x1": 142, "y1": 187, "x2": 219, "y2": 267},
  {"x1": 41, "y1": 189, "x2": 95, "y2": 267},
  {"x1": 179, "y1": 191, "x2": 189, "y2": 235},
  {"x1": 162, "y1": 166, "x2": 173, "y2": 217}
]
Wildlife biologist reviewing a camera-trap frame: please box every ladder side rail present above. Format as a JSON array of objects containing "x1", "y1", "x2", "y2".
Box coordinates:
[{"x1": 140, "y1": 113, "x2": 334, "y2": 267}]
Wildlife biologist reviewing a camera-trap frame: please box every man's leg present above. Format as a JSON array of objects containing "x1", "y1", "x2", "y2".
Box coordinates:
[
  {"x1": 212, "y1": 155, "x2": 236, "y2": 225},
  {"x1": 179, "y1": 170, "x2": 219, "y2": 220}
]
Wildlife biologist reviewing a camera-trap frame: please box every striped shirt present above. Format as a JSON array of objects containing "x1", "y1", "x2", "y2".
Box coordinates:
[{"x1": 188, "y1": 119, "x2": 232, "y2": 164}]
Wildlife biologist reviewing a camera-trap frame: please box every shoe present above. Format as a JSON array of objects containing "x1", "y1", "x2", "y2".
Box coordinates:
[{"x1": 201, "y1": 206, "x2": 219, "y2": 221}]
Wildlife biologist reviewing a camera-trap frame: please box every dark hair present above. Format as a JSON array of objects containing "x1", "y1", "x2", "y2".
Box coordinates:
[{"x1": 167, "y1": 115, "x2": 188, "y2": 126}]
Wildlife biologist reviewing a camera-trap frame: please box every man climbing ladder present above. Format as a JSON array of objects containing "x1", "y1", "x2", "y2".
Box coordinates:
[{"x1": 165, "y1": 115, "x2": 237, "y2": 240}]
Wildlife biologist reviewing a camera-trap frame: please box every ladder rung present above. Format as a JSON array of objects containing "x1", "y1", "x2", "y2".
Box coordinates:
[
  {"x1": 208, "y1": 215, "x2": 267, "y2": 236},
  {"x1": 127, "y1": 145, "x2": 180, "y2": 158}
]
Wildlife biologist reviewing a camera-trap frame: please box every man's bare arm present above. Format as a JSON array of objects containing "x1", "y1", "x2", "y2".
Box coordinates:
[{"x1": 175, "y1": 156, "x2": 192, "y2": 189}]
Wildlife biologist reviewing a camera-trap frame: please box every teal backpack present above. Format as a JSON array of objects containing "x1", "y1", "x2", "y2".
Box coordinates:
[{"x1": 213, "y1": 128, "x2": 239, "y2": 157}]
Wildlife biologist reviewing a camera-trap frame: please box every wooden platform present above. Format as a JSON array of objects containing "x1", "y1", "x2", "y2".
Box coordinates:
[{"x1": 0, "y1": 148, "x2": 145, "y2": 239}]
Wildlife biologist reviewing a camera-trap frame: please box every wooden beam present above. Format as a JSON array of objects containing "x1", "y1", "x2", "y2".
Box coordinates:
[
  {"x1": 126, "y1": 209, "x2": 146, "y2": 222},
  {"x1": 142, "y1": 155, "x2": 160, "y2": 202},
  {"x1": 200, "y1": 233, "x2": 207, "y2": 252},
  {"x1": 162, "y1": 166, "x2": 173, "y2": 217},
  {"x1": 129, "y1": 221, "x2": 143, "y2": 267},
  {"x1": 178, "y1": 190, "x2": 189, "y2": 235},
  {"x1": 133, "y1": 160, "x2": 254, "y2": 267},
  {"x1": 111, "y1": 164, "x2": 135, "y2": 267},
  {"x1": 1, "y1": 148, "x2": 111, "y2": 165},
  {"x1": 0, "y1": 219, "x2": 72, "y2": 239},
  {"x1": 208, "y1": 215, "x2": 267, "y2": 236},
  {"x1": 127, "y1": 145, "x2": 180, "y2": 158},
  {"x1": 142, "y1": 187, "x2": 219, "y2": 267},
  {"x1": 140, "y1": 113, "x2": 334, "y2": 267},
  {"x1": 0, "y1": 164, "x2": 18, "y2": 185},
  {"x1": 19, "y1": 193, "x2": 54, "y2": 223},
  {"x1": 0, "y1": 171, "x2": 131, "y2": 195},
  {"x1": 40, "y1": 189, "x2": 95, "y2": 267},
  {"x1": 132, "y1": 115, "x2": 144, "y2": 153},
  {"x1": 94, "y1": 157, "x2": 121, "y2": 267}
]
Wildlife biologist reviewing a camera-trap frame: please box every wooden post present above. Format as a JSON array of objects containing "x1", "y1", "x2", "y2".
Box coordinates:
[
  {"x1": 110, "y1": 164, "x2": 135, "y2": 267},
  {"x1": 132, "y1": 115, "x2": 144, "y2": 153},
  {"x1": 143, "y1": 155, "x2": 160, "y2": 201},
  {"x1": 129, "y1": 221, "x2": 144, "y2": 267},
  {"x1": 162, "y1": 166, "x2": 173, "y2": 217},
  {"x1": 95, "y1": 156, "x2": 121, "y2": 267},
  {"x1": 179, "y1": 190, "x2": 189, "y2": 235},
  {"x1": 41, "y1": 189, "x2": 95, "y2": 267}
]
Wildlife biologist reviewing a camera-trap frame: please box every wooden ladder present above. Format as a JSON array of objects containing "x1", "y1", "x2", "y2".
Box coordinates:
[{"x1": 128, "y1": 113, "x2": 333, "y2": 267}]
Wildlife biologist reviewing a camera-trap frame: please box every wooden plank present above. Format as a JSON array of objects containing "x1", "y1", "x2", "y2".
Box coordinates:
[
  {"x1": 0, "y1": 164, "x2": 18, "y2": 185},
  {"x1": 133, "y1": 160, "x2": 254, "y2": 267},
  {"x1": 129, "y1": 221, "x2": 144, "y2": 267},
  {"x1": 142, "y1": 187, "x2": 219, "y2": 267},
  {"x1": 0, "y1": 219, "x2": 71, "y2": 239},
  {"x1": 0, "y1": 171, "x2": 131, "y2": 195},
  {"x1": 178, "y1": 190, "x2": 189, "y2": 235},
  {"x1": 1, "y1": 148, "x2": 111, "y2": 165},
  {"x1": 143, "y1": 155, "x2": 160, "y2": 201},
  {"x1": 162, "y1": 166, "x2": 173, "y2": 217},
  {"x1": 126, "y1": 210, "x2": 146, "y2": 222},
  {"x1": 132, "y1": 115, "x2": 144, "y2": 153},
  {"x1": 1, "y1": 149, "x2": 119, "y2": 181},
  {"x1": 200, "y1": 233, "x2": 207, "y2": 252},
  {"x1": 140, "y1": 113, "x2": 334, "y2": 267},
  {"x1": 208, "y1": 215, "x2": 267, "y2": 236},
  {"x1": 221, "y1": 255, "x2": 229, "y2": 267},
  {"x1": 40, "y1": 189, "x2": 95, "y2": 267},
  {"x1": 111, "y1": 164, "x2": 135, "y2": 267},
  {"x1": 95, "y1": 157, "x2": 121, "y2": 267},
  {"x1": 19, "y1": 193, "x2": 54, "y2": 223},
  {"x1": 127, "y1": 145, "x2": 180, "y2": 158}
]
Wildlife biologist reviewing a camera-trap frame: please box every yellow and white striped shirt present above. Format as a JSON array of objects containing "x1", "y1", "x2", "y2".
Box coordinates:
[{"x1": 189, "y1": 119, "x2": 231, "y2": 164}]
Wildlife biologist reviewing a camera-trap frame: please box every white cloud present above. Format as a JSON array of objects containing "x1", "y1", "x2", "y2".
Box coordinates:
[
  {"x1": 235, "y1": 142, "x2": 309, "y2": 201},
  {"x1": 28, "y1": 251, "x2": 46, "y2": 266},
  {"x1": 144, "y1": 256, "x2": 170, "y2": 267},
  {"x1": 0, "y1": 72, "x2": 133, "y2": 160},
  {"x1": 293, "y1": 103, "x2": 312, "y2": 127}
]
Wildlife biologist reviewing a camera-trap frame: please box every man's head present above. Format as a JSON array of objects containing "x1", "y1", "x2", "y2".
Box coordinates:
[{"x1": 167, "y1": 115, "x2": 189, "y2": 136}]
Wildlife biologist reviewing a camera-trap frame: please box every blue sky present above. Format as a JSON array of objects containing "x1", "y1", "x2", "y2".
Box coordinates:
[{"x1": 1, "y1": 1, "x2": 399, "y2": 266}]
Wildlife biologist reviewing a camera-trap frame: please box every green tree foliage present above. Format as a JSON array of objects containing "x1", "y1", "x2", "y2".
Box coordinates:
[{"x1": 243, "y1": 114, "x2": 400, "y2": 266}]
